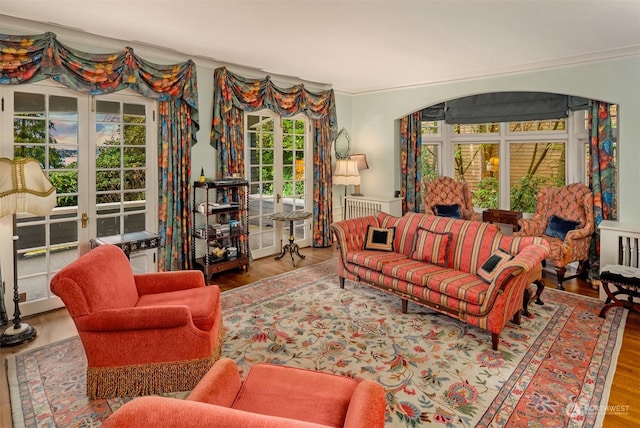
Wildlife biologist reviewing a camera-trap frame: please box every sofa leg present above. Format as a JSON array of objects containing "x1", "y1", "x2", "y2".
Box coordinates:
[
  {"x1": 533, "y1": 279, "x2": 545, "y2": 305},
  {"x1": 512, "y1": 309, "x2": 522, "y2": 325},
  {"x1": 555, "y1": 266, "x2": 567, "y2": 290},
  {"x1": 339, "y1": 277, "x2": 345, "y2": 289},
  {"x1": 401, "y1": 299, "x2": 408, "y2": 314},
  {"x1": 491, "y1": 333, "x2": 499, "y2": 351}
]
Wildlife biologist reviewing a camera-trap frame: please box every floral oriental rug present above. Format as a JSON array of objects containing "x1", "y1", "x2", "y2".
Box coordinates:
[{"x1": 5, "y1": 260, "x2": 626, "y2": 427}]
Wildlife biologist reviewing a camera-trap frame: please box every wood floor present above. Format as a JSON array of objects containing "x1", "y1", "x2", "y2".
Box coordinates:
[{"x1": 1, "y1": 246, "x2": 638, "y2": 427}]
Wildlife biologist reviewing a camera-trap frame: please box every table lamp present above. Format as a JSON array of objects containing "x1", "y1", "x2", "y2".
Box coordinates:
[
  {"x1": 333, "y1": 159, "x2": 360, "y2": 197},
  {"x1": 348, "y1": 153, "x2": 369, "y2": 196}
]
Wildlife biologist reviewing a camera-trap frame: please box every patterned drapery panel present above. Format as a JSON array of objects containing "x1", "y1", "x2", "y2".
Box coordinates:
[
  {"x1": 0, "y1": 32, "x2": 199, "y2": 271},
  {"x1": 400, "y1": 112, "x2": 422, "y2": 213},
  {"x1": 212, "y1": 67, "x2": 337, "y2": 247},
  {"x1": 588, "y1": 101, "x2": 617, "y2": 278}
]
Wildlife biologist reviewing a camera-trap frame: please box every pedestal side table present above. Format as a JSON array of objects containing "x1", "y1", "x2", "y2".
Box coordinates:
[{"x1": 268, "y1": 211, "x2": 313, "y2": 267}]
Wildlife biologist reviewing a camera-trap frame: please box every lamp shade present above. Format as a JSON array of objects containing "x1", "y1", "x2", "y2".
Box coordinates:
[
  {"x1": 0, "y1": 158, "x2": 57, "y2": 217},
  {"x1": 349, "y1": 153, "x2": 369, "y2": 171},
  {"x1": 333, "y1": 159, "x2": 360, "y2": 186}
]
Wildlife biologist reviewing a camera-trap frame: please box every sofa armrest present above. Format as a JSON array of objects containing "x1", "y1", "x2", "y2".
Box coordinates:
[
  {"x1": 73, "y1": 306, "x2": 193, "y2": 331},
  {"x1": 483, "y1": 243, "x2": 550, "y2": 307},
  {"x1": 331, "y1": 216, "x2": 380, "y2": 266},
  {"x1": 187, "y1": 358, "x2": 242, "y2": 407},
  {"x1": 343, "y1": 379, "x2": 386, "y2": 428},
  {"x1": 565, "y1": 224, "x2": 594, "y2": 241},
  {"x1": 516, "y1": 217, "x2": 546, "y2": 236},
  {"x1": 135, "y1": 270, "x2": 206, "y2": 295},
  {"x1": 102, "y1": 396, "x2": 329, "y2": 428}
]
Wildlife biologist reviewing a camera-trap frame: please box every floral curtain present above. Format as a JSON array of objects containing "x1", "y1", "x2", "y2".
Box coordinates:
[
  {"x1": 588, "y1": 101, "x2": 617, "y2": 279},
  {"x1": 399, "y1": 112, "x2": 422, "y2": 213},
  {"x1": 212, "y1": 67, "x2": 337, "y2": 247},
  {"x1": 0, "y1": 31, "x2": 199, "y2": 271}
]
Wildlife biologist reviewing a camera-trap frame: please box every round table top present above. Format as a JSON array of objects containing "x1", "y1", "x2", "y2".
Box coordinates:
[{"x1": 268, "y1": 211, "x2": 312, "y2": 221}]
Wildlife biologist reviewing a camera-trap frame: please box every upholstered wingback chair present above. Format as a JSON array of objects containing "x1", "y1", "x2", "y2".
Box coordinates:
[
  {"x1": 103, "y1": 358, "x2": 386, "y2": 428},
  {"x1": 514, "y1": 183, "x2": 594, "y2": 288},
  {"x1": 50, "y1": 244, "x2": 223, "y2": 399},
  {"x1": 424, "y1": 176, "x2": 481, "y2": 221}
]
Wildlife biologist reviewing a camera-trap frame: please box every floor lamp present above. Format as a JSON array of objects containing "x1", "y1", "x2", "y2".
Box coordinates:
[
  {"x1": 333, "y1": 159, "x2": 360, "y2": 220},
  {"x1": 0, "y1": 158, "x2": 56, "y2": 347}
]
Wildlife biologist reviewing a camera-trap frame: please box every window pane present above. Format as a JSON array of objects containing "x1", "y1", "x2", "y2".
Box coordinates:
[
  {"x1": 454, "y1": 143, "x2": 499, "y2": 209},
  {"x1": 509, "y1": 119, "x2": 566, "y2": 132},
  {"x1": 509, "y1": 142, "x2": 565, "y2": 213},
  {"x1": 421, "y1": 121, "x2": 440, "y2": 136},
  {"x1": 454, "y1": 123, "x2": 500, "y2": 134}
]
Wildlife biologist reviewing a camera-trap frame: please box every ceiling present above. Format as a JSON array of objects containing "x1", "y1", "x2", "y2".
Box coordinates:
[{"x1": 1, "y1": 1, "x2": 639, "y2": 94}]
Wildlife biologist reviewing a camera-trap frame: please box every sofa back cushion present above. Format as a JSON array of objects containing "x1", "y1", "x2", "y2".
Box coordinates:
[
  {"x1": 376, "y1": 212, "x2": 517, "y2": 274},
  {"x1": 410, "y1": 228, "x2": 452, "y2": 266}
]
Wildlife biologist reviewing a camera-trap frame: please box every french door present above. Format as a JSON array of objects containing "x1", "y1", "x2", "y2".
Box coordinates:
[
  {"x1": 1, "y1": 83, "x2": 156, "y2": 317},
  {"x1": 246, "y1": 111, "x2": 313, "y2": 260}
]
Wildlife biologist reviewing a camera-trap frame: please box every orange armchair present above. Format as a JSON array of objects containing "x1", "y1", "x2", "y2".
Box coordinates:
[
  {"x1": 424, "y1": 176, "x2": 481, "y2": 221},
  {"x1": 103, "y1": 358, "x2": 386, "y2": 428},
  {"x1": 514, "y1": 183, "x2": 594, "y2": 288},
  {"x1": 50, "y1": 244, "x2": 223, "y2": 399}
]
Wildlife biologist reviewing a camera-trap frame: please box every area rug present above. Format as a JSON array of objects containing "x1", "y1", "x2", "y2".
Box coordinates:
[{"x1": 5, "y1": 259, "x2": 626, "y2": 427}]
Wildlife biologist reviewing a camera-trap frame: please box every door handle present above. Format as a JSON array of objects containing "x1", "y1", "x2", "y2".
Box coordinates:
[
  {"x1": 276, "y1": 194, "x2": 281, "y2": 203},
  {"x1": 81, "y1": 213, "x2": 88, "y2": 228}
]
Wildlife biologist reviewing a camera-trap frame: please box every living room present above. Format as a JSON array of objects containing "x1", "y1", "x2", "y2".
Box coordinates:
[{"x1": 1, "y1": 1, "x2": 640, "y2": 427}]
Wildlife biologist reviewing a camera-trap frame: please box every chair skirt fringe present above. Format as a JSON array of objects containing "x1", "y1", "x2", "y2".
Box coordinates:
[{"x1": 87, "y1": 331, "x2": 223, "y2": 400}]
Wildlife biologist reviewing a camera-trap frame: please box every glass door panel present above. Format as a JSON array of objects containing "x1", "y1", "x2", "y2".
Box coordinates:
[
  {"x1": 246, "y1": 112, "x2": 311, "y2": 260},
  {"x1": 10, "y1": 89, "x2": 86, "y2": 315},
  {"x1": 247, "y1": 113, "x2": 279, "y2": 259}
]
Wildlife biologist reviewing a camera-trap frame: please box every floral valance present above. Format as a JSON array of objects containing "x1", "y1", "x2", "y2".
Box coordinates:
[
  {"x1": 0, "y1": 31, "x2": 199, "y2": 135},
  {"x1": 212, "y1": 66, "x2": 336, "y2": 146}
]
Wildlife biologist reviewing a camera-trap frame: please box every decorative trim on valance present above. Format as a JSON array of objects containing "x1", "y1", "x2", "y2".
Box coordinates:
[
  {"x1": 212, "y1": 67, "x2": 336, "y2": 145},
  {"x1": 0, "y1": 32, "x2": 199, "y2": 135}
]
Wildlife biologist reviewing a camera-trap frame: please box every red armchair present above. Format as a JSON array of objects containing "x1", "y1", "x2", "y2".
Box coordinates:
[
  {"x1": 424, "y1": 176, "x2": 481, "y2": 221},
  {"x1": 50, "y1": 244, "x2": 223, "y2": 399},
  {"x1": 103, "y1": 358, "x2": 386, "y2": 428},
  {"x1": 514, "y1": 183, "x2": 595, "y2": 288}
]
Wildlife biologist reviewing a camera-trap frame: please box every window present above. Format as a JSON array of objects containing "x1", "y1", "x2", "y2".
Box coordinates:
[{"x1": 420, "y1": 116, "x2": 577, "y2": 214}]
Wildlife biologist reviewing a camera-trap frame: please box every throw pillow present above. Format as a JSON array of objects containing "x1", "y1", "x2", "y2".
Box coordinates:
[
  {"x1": 544, "y1": 215, "x2": 581, "y2": 240},
  {"x1": 434, "y1": 204, "x2": 461, "y2": 219},
  {"x1": 363, "y1": 226, "x2": 396, "y2": 252},
  {"x1": 478, "y1": 248, "x2": 514, "y2": 283},
  {"x1": 410, "y1": 227, "x2": 452, "y2": 266}
]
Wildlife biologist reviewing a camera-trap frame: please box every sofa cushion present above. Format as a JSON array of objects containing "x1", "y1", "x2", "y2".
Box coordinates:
[
  {"x1": 434, "y1": 204, "x2": 461, "y2": 219},
  {"x1": 477, "y1": 248, "x2": 513, "y2": 283},
  {"x1": 137, "y1": 286, "x2": 220, "y2": 332},
  {"x1": 363, "y1": 226, "x2": 396, "y2": 251},
  {"x1": 346, "y1": 251, "x2": 408, "y2": 272},
  {"x1": 410, "y1": 228, "x2": 452, "y2": 267},
  {"x1": 544, "y1": 215, "x2": 580, "y2": 240},
  {"x1": 232, "y1": 363, "x2": 357, "y2": 427},
  {"x1": 381, "y1": 259, "x2": 488, "y2": 305}
]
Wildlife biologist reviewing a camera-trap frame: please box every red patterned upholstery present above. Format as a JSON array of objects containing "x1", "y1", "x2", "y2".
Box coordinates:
[
  {"x1": 331, "y1": 212, "x2": 550, "y2": 351},
  {"x1": 104, "y1": 358, "x2": 386, "y2": 428},
  {"x1": 424, "y1": 176, "x2": 481, "y2": 221},
  {"x1": 50, "y1": 245, "x2": 223, "y2": 399},
  {"x1": 514, "y1": 183, "x2": 594, "y2": 288}
]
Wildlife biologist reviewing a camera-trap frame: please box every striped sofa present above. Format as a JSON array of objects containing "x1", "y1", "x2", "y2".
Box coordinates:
[{"x1": 331, "y1": 212, "x2": 550, "y2": 351}]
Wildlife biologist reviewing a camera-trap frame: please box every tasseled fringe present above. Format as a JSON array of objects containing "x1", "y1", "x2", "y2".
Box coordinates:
[{"x1": 87, "y1": 329, "x2": 224, "y2": 400}]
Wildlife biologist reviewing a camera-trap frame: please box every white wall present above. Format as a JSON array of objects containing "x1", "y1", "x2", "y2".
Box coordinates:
[{"x1": 339, "y1": 57, "x2": 640, "y2": 222}]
